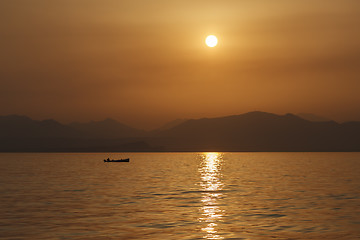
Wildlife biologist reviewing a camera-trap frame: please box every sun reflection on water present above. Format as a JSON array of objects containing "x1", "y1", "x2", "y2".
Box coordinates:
[{"x1": 199, "y1": 152, "x2": 224, "y2": 240}]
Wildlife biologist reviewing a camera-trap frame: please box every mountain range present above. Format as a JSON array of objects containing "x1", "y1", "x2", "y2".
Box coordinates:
[{"x1": 1, "y1": 112, "x2": 359, "y2": 152}]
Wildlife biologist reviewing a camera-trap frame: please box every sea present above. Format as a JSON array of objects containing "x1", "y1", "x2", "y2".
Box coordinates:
[{"x1": 1, "y1": 152, "x2": 360, "y2": 240}]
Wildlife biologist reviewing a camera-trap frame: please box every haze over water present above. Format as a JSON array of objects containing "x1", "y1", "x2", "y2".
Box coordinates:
[{"x1": 1, "y1": 152, "x2": 360, "y2": 239}]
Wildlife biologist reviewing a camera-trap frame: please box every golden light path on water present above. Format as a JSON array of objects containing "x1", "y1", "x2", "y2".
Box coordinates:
[{"x1": 199, "y1": 152, "x2": 224, "y2": 240}]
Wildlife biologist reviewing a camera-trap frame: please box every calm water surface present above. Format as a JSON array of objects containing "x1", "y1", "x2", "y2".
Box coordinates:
[{"x1": 1, "y1": 152, "x2": 360, "y2": 239}]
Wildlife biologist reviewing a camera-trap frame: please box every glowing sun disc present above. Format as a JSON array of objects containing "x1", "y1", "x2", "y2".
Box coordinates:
[{"x1": 205, "y1": 35, "x2": 218, "y2": 47}]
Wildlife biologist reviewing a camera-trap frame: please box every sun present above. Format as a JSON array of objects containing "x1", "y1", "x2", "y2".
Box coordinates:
[{"x1": 205, "y1": 35, "x2": 218, "y2": 48}]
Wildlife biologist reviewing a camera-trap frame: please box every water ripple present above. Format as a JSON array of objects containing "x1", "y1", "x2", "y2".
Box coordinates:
[{"x1": 1, "y1": 152, "x2": 360, "y2": 239}]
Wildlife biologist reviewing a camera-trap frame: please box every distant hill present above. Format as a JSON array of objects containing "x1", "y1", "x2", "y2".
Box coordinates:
[
  {"x1": 155, "y1": 118, "x2": 188, "y2": 131},
  {"x1": 1, "y1": 112, "x2": 360, "y2": 152},
  {"x1": 69, "y1": 118, "x2": 145, "y2": 139},
  {"x1": 151, "y1": 111, "x2": 360, "y2": 151},
  {"x1": 297, "y1": 113, "x2": 331, "y2": 122},
  {"x1": 0, "y1": 115, "x2": 80, "y2": 139},
  {"x1": 0, "y1": 115, "x2": 152, "y2": 152}
]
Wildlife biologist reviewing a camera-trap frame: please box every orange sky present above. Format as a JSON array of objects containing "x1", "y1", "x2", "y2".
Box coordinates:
[{"x1": 1, "y1": 0, "x2": 360, "y2": 129}]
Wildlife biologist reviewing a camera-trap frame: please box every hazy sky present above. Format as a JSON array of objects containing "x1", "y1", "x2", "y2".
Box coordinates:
[{"x1": 1, "y1": 0, "x2": 360, "y2": 129}]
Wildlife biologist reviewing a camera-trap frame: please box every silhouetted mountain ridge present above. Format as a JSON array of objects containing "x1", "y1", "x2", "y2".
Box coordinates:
[
  {"x1": 297, "y1": 113, "x2": 331, "y2": 122},
  {"x1": 152, "y1": 111, "x2": 358, "y2": 151},
  {"x1": 0, "y1": 112, "x2": 359, "y2": 151},
  {"x1": 0, "y1": 115, "x2": 80, "y2": 138},
  {"x1": 69, "y1": 118, "x2": 145, "y2": 139},
  {"x1": 156, "y1": 118, "x2": 188, "y2": 131}
]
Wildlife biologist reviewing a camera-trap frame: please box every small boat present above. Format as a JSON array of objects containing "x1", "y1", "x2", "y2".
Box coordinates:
[{"x1": 104, "y1": 158, "x2": 130, "y2": 162}]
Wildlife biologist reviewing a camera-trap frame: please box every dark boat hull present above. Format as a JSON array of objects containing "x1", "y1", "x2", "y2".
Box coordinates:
[{"x1": 104, "y1": 158, "x2": 130, "y2": 162}]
